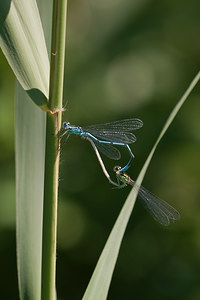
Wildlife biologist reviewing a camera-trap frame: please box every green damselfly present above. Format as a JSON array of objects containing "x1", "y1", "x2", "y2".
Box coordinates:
[{"x1": 114, "y1": 166, "x2": 180, "y2": 226}]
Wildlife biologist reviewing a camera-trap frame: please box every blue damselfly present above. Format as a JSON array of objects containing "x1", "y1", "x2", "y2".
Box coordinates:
[{"x1": 59, "y1": 118, "x2": 143, "y2": 172}]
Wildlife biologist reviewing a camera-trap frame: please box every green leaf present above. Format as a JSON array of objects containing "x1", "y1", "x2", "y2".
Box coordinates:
[
  {"x1": 82, "y1": 71, "x2": 200, "y2": 300},
  {"x1": 0, "y1": 0, "x2": 49, "y2": 110},
  {"x1": 14, "y1": 1, "x2": 52, "y2": 299},
  {"x1": 16, "y1": 87, "x2": 46, "y2": 300}
]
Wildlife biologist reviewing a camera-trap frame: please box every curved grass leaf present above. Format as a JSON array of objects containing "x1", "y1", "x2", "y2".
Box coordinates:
[
  {"x1": 82, "y1": 71, "x2": 200, "y2": 300},
  {"x1": 14, "y1": 1, "x2": 52, "y2": 299},
  {"x1": 16, "y1": 86, "x2": 46, "y2": 300},
  {"x1": 0, "y1": 0, "x2": 49, "y2": 110}
]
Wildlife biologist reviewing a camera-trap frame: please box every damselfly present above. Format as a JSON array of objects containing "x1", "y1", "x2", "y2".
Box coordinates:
[
  {"x1": 59, "y1": 118, "x2": 143, "y2": 172},
  {"x1": 114, "y1": 165, "x2": 180, "y2": 226}
]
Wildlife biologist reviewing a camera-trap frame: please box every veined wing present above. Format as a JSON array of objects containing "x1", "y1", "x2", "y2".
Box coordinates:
[
  {"x1": 92, "y1": 140, "x2": 121, "y2": 160},
  {"x1": 129, "y1": 179, "x2": 180, "y2": 226},
  {"x1": 83, "y1": 119, "x2": 143, "y2": 144},
  {"x1": 84, "y1": 118, "x2": 143, "y2": 132},
  {"x1": 84, "y1": 129, "x2": 136, "y2": 144}
]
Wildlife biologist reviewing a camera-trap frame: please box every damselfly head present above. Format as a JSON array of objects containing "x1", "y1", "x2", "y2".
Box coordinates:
[
  {"x1": 113, "y1": 165, "x2": 122, "y2": 173},
  {"x1": 63, "y1": 122, "x2": 70, "y2": 129}
]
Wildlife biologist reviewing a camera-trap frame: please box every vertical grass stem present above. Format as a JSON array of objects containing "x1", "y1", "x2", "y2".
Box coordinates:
[{"x1": 41, "y1": 1, "x2": 68, "y2": 299}]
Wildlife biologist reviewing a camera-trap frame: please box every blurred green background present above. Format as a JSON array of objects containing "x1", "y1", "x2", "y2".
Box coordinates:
[{"x1": 1, "y1": 0, "x2": 200, "y2": 299}]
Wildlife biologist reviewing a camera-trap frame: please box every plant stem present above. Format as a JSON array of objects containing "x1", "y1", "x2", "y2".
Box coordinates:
[{"x1": 41, "y1": 1, "x2": 68, "y2": 299}]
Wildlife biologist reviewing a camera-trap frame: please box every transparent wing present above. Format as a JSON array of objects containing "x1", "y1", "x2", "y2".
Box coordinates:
[
  {"x1": 83, "y1": 119, "x2": 143, "y2": 144},
  {"x1": 91, "y1": 140, "x2": 121, "y2": 160},
  {"x1": 84, "y1": 130, "x2": 136, "y2": 144},
  {"x1": 84, "y1": 118, "x2": 143, "y2": 131},
  {"x1": 129, "y1": 179, "x2": 180, "y2": 226}
]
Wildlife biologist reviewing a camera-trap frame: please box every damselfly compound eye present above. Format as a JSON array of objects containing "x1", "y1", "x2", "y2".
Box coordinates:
[
  {"x1": 113, "y1": 166, "x2": 121, "y2": 172},
  {"x1": 63, "y1": 122, "x2": 70, "y2": 128}
]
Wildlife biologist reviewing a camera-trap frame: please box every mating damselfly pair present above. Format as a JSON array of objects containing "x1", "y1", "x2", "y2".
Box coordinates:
[{"x1": 59, "y1": 118, "x2": 180, "y2": 226}]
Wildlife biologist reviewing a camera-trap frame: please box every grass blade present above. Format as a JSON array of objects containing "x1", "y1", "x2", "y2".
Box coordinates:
[
  {"x1": 0, "y1": 0, "x2": 49, "y2": 109},
  {"x1": 82, "y1": 71, "x2": 200, "y2": 300},
  {"x1": 16, "y1": 87, "x2": 46, "y2": 300},
  {"x1": 15, "y1": 1, "x2": 52, "y2": 299}
]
